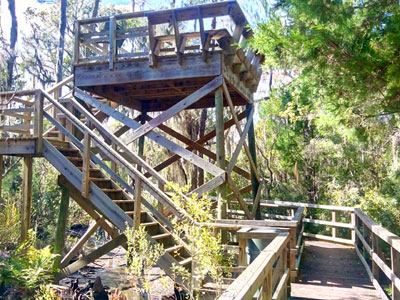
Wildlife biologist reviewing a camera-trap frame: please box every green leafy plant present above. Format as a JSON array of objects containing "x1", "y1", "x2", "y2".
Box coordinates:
[
  {"x1": 0, "y1": 230, "x2": 59, "y2": 294},
  {"x1": 166, "y1": 182, "x2": 232, "y2": 299},
  {"x1": 125, "y1": 225, "x2": 165, "y2": 298}
]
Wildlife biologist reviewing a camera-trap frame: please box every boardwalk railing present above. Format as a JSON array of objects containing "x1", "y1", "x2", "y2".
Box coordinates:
[{"x1": 218, "y1": 232, "x2": 291, "y2": 300}]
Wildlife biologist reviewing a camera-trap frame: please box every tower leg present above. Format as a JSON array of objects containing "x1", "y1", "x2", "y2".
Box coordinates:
[
  {"x1": 20, "y1": 156, "x2": 33, "y2": 242},
  {"x1": 54, "y1": 185, "x2": 70, "y2": 270},
  {"x1": 215, "y1": 87, "x2": 227, "y2": 242}
]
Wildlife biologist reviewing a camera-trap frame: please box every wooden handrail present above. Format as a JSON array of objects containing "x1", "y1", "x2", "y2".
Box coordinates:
[
  {"x1": 219, "y1": 232, "x2": 290, "y2": 300},
  {"x1": 39, "y1": 89, "x2": 189, "y2": 222}
]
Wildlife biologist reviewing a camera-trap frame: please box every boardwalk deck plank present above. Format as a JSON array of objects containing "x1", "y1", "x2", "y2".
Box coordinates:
[{"x1": 292, "y1": 240, "x2": 381, "y2": 300}]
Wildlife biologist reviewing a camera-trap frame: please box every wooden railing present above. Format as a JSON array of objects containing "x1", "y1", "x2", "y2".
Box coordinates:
[
  {"x1": 354, "y1": 208, "x2": 400, "y2": 300},
  {"x1": 218, "y1": 231, "x2": 291, "y2": 300},
  {"x1": 74, "y1": 1, "x2": 263, "y2": 82}
]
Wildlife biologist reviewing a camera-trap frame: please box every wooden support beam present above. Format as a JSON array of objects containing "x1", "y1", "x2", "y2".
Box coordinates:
[
  {"x1": 222, "y1": 79, "x2": 260, "y2": 182},
  {"x1": 198, "y1": 7, "x2": 208, "y2": 61},
  {"x1": 54, "y1": 185, "x2": 70, "y2": 269},
  {"x1": 215, "y1": 87, "x2": 226, "y2": 219},
  {"x1": 246, "y1": 102, "x2": 261, "y2": 220},
  {"x1": 20, "y1": 156, "x2": 33, "y2": 242},
  {"x1": 74, "y1": 21, "x2": 80, "y2": 65},
  {"x1": 58, "y1": 234, "x2": 126, "y2": 280},
  {"x1": 226, "y1": 107, "x2": 254, "y2": 175},
  {"x1": 60, "y1": 217, "x2": 105, "y2": 268},
  {"x1": 124, "y1": 76, "x2": 222, "y2": 144},
  {"x1": 81, "y1": 132, "x2": 91, "y2": 198},
  {"x1": 145, "y1": 115, "x2": 251, "y2": 180},
  {"x1": 148, "y1": 17, "x2": 157, "y2": 67},
  {"x1": 226, "y1": 175, "x2": 252, "y2": 219},
  {"x1": 75, "y1": 88, "x2": 224, "y2": 177},
  {"x1": 252, "y1": 180, "x2": 264, "y2": 220}
]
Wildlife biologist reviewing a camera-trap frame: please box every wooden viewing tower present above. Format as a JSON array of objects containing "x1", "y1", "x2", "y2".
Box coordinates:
[{"x1": 0, "y1": 2, "x2": 399, "y2": 300}]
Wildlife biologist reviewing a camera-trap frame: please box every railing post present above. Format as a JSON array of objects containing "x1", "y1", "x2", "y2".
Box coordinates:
[
  {"x1": 289, "y1": 227, "x2": 297, "y2": 282},
  {"x1": 371, "y1": 233, "x2": 380, "y2": 281},
  {"x1": 392, "y1": 247, "x2": 400, "y2": 300},
  {"x1": 332, "y1": 211, "x2": 337, "y2": 238},
  {"x1": 262, "y1": 269, "x2": 273, "y2": 300},
  {"x1": 109, "y1": 16, "x2": 116, "y2": 70},
  {"x1": 74, "y1": 20, "x2": 80, "y2": 65},
  {"x1": 238, "y1": 235, "x2": 248, "y2": 267},
  {"x1": 133, "y1": 175, "x2": 142, "y2": 229},
  {"x1": 81, "y1": 132, "x2": 91, "y2": 198},
  {"x1": 351, "y1": 211, "x2": 356, "y2": 244},
  {"x1": 34, "y1": 90, "x2": 44, "y2": 153}
]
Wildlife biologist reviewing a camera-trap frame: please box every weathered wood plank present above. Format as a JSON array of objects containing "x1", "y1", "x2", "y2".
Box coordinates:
[{"x1": 20, "y1": 156, "x2": 33, "y2": 242}]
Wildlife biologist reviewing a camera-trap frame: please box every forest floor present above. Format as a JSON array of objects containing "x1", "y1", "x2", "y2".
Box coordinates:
[{"x1": 58, "y1": 225, "x2": 175, "y2": 299}]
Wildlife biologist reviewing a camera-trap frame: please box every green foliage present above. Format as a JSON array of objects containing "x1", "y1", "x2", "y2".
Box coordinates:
[
  {"x1": 34, "y1": 284, "x2": 57, "y2": 300},
  {"x1": 0, "y1": 197, "x2": 20, "y2": 249},
  {"x1": 166, "y1": 183, "x2": 232, "y2": 298},
  {"x1": 249, "y1": 0, "x2": 400, "y2": 233},
  {"x1": 125, "y1": 225, "x2": 165, "y2": 295},
  {"x1": 0, "y1": 230, "x2": 59, "y2": 293}
]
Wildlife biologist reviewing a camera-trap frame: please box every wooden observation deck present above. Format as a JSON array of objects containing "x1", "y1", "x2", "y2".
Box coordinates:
[
  {"x1": 0, "y1": 2, "x2": 399, "y2": 300},
  {"x1": 73, "y1": 1, "x2": 263, "y2": 111}
]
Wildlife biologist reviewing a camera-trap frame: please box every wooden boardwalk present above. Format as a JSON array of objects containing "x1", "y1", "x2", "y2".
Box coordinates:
[{"x1": 291, "y1": 240, "x2": 380, "y2": 300}]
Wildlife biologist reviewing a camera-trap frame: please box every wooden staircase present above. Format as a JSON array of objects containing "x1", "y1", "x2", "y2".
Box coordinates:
[{"x1": 39, "y1": 97, "x2": 194, "y2": 280}]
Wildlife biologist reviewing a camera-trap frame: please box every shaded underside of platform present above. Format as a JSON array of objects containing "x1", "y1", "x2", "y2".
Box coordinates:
[
  {"x1": 291, "y1": 240, "x2": 380, "y2": 300},
  {"x1": 74, "y1": 52, "x2": 254, "y2": 112}
]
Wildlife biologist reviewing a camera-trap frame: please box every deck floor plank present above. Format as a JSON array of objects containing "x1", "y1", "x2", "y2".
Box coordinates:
[{"x1": 291, "y1": 240, "x2": 380, "y2": 300}]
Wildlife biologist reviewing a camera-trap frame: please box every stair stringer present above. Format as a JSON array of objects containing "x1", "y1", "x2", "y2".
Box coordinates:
[{"x1": 42, "y1": 139, "x2": 188, "y2": 283}]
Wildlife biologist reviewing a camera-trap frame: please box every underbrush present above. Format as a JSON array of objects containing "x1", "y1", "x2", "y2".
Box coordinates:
[{"x1": 0, "y1": 230, "x2": 58, "y2": 299}]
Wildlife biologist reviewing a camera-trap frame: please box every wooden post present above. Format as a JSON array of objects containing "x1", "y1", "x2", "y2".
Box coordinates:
[
  {"x1": 81, "y1": 132, "x2": 91, "y2": 198},
  {"x1": 34, "y1": 90, "x2": 44, "y2": 153},
  {"x1": 135, "y1": 104, "x2": 147, "y2": 224},
  {"x1": 238, "y1": 236, "x2": 248, "y2": 267},
  {"x1": 332, "y1": 211, "x2": 337, "y2": 238},
  {"x1": 215, "y1": 87, "x2": 227, "y2": 242},
  {"x1": 262, "y1": 269, "x2": 273, "y2": 300},
  {"x1": 392, "y1": 247, "x2": 400, "y2": 300},
  {"x1": 74, "y1": 20, "x2": 80, "y2": 65},
  {"x1": 54, "y1": 185, "x2": 70, "y2": 270},
  {"x1": 20, "y1": 156, "x2": 33, "y2": 242},
  {"x1": 371, "y1": 233, "x2": 380, "y2": 280},
  {"x1": 351, "y1": 212, "x2": 356, "y2": 244},
  {"x1": 134, "y1": 176, "x2": 142, "y2": 229},
  {"x1": 289, "y1": 227, "x2": 297, "y2": 282},
  {"x1": 109, "y1": 16, "x2": 116, "y2": 70},
  {"x1": 111, "y1": 143, "x2": 117, "y2": 173},
  {"x1": 246, "y1": 103, "x2": 260, "y2": 220}
]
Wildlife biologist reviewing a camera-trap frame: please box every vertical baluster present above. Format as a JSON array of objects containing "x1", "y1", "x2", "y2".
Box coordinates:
[
  {"x1": 109, "y1": 16, "x2": 116, "y2": 70},
  {"x1": 332, "y1": 211, "x2": 337, "y2": 238},
  {"x1": 34, "y1": 90, "x2": 44, "y2": 153},
  {"x1": 392, "y1": 247, "x2": 400, "y2": 300},
  {"x1": 81, "y1": 132, "x2": 91, "y2": 198}
]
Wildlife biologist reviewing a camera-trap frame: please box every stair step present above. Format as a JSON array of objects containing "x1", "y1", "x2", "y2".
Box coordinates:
[
  {"x1": 113, "y1": 200, "x2": 135, "y2": 204},
  {"x1": 78, "y1": 167, "x2": 101, "y2": 172},
  {"x1": 101, "y1": 188, "x2": 123, "y2": 193},
  {"x1": 65, "y1": 156, "x2": 83, "y2": 161},
  {"x1": 142, "y1": 221, "x2": 158, "y2": 227},
  {"x1": 46, "y1": 131, "x2": 59, "y2": 137},
  {"x1": 89, "y1": 177, "x2": 111, "y2": 182},
  {"x1": 178, "y1": 257, "x2": 192, "y2": 266},
  {"x1": 165, "y1": 244, "x2": 183, "y2": 253},
  {"x1": 151, "y1": 233, "x2": 171, "y2": 240},
  {"x1": 56, "y1": 147, "x2": 79, "y2": 152},
  {"x1": 125, "y1": 211, "x2": 146, "y2": 215}
]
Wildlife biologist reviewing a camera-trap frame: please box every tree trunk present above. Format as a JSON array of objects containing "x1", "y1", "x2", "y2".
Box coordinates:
[
  {"x1": 6, "y1": 0, "x2": 17, "y2": 90},
  {"x1": 131, "y1": 0, "x2": 135, "y2": 12},
  {"x1": 92, "y1": 0, "x2": 100, "y2": 18},
  {"x1": 56, "y1": 0, "x2": 67, "y2": 83}
]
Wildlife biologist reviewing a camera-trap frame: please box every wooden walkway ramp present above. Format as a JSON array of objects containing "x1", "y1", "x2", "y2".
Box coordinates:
[{"x1": 291, "y1": 240, "x2": 380, "y2": 300}]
